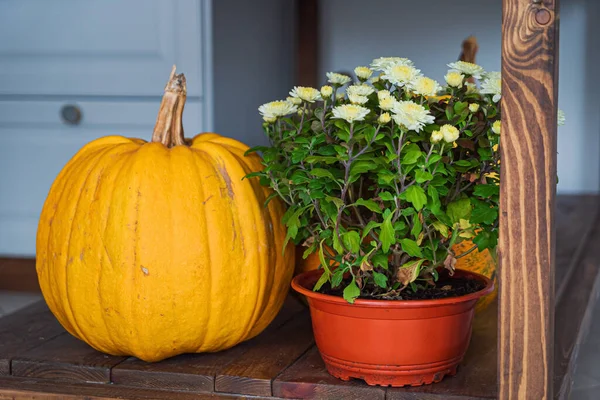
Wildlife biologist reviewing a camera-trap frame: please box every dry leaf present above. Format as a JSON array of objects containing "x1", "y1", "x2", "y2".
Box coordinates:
[
  {"x1": 444, "y1": 253, "x2": 457, "y2": 276},
  {"x1": 441, "y1": 285, "x2": 452, "y2": 291}
]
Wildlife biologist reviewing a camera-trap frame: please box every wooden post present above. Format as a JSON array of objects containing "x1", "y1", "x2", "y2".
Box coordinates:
[
  {"x1": 499, "y1": 0, "x2": 560, "y2": 399},
  {"x1": 296, "y1": 0, "x2": 319, "y2": 87}
]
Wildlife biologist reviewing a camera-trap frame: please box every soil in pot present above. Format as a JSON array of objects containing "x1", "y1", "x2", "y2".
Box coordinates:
[{"x1": 320, "y1": 269, "x2": 485, "y2": 300}]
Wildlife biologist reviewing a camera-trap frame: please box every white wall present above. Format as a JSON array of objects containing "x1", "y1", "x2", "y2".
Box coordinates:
[
  {"x1": 319, "y1": 0, "x2": 600, "y2": 193},
  {"x1": 212, "y1": 0, "x2": 295, "y2": 147}
]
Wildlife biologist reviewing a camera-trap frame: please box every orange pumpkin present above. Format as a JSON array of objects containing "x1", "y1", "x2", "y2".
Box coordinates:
[{"x1": 36, "y1": 67, "x2": 294, "y2": 362}]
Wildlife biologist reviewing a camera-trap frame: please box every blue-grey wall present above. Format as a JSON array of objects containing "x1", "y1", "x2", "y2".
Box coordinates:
[{"x1": 318, "y1": 0, "x2": 600, "y2": 193}]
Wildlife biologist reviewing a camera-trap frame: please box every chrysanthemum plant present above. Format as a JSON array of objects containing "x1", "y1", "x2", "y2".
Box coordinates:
[{"x1": 247, "y1": 58, "x2": 502, "y2": 303}]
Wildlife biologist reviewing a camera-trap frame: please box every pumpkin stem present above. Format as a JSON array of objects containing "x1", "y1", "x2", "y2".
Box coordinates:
[{"x1": 151, "y1": 65, "x2": 187, "y2": 147}]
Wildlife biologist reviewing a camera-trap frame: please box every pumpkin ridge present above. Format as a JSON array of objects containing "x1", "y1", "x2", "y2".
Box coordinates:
[
  {"x1": 41, "y1": 143, "x2": 118, "y2": 338},
  {"x1": 63, "y1": 144, "x2": 119, "y2": 344}
]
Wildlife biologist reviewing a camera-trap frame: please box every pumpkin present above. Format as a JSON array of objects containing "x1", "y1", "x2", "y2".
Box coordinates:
[
  {"x1": 295, "y1": 240, "x2": 497, "y2": 312},
  {"x1": 36, "y1": 67, "x2": 294, "y2": 362}
]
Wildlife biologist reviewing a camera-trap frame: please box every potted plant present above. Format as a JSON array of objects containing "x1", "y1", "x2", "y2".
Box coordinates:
[{"x1": 246, "y1": 57, "x2": 499, "y2": 387}]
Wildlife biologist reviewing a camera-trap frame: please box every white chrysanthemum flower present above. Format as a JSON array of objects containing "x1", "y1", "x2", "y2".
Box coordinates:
[
  {"x1": 370, "y1": 76, "x2": 381, "y2": 84},
  {"x1": 481, "y1": 71, "x2": 501, "y2": 103},
  {"x1": 469, "y1": 103, "x2": 480, "y2": 113},
  {"x1": 465, "y1": 82, "x2": 479, "y2": 94},
  {"x1": 332, "y1": 104, "x2": 370, "y2": 123},
  {"x1": 492, "y1": 120, "x2": 501, "y2": 134},
  {"x1": 370, "y1": 57, "x2": 414, "y2": 71},
  {"x1": 258, "y1": 100, "x2": 298, "y2": 119},
  {"x1": 320, "y1": 85, "x2": 333, "y2": 98},
  {"x1": 391, "y1": 101, "x2": 435, "y2": 132},
  {"x1": 290, "y1": 86, "x2": 322, "y2": 103},
  {"x1": 447, "y1": 61, "x2": 486, "y2": 79},
  {"x1": 348, "y1": 93, "x2": 369, "y2": 104},
  {"x1": 378, "y1": 112, "x2": 391, "y2": 124},
  {"x1": 383, "y1": 64, "x2": 421, "y2": 87},
  {"x1": 347, "y1": 84, "x2": 375, "y2": 97},
  {"x1": 354, "y1": 66, "x2": 373, "y2": 80},
  {"x1": 430, "y1": 130, "x2": 443, "y2": 143},
  {"x1": 286, "y1": 96, "x2": 302, "y2": 105},
  {"x1": 379, "y1": 96, "x2": 397, "y2": 111},
  {"x1": 326, "y1": 72, "x2": 352, "y2": 86},
  {"x1": 410, "y1": 76, "x2": 441, "y2": 97},
  {"x1": 377, "y1": 90, "x2": 391, "y2": 101},
  {"x1": 558, "y1": 109, "x2": 566, "y2": 126},
  {"x1": 445, "y1": 71, "x2": 465, "y2": 88},
  {"x1": 440, "y1": 124, "x2": 460, "y2": 143},
  {"x1": 336, "y1": 92, "x2": 346, "y2": 101}
]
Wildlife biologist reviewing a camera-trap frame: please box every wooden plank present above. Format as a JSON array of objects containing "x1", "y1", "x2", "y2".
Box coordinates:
[
  {"x1": 215, "y1": 313, "x2": 314, "y2": 397},
  {"x1": 0, "y1": 301, "x2": 63, "y2": 375},
  {"x1": 386, "y1": 301, "x2": 497, "y2": 400},
  {"x1": 499, "y1": 0, "x2": 560, "y2": 398},
  {"x1": 11, "y1": 332, "x2": 127, "y2": 383},
  {"x1": 111, "y1": 295, "x2": 305, "y2": 393},
  {"x1": 296, "y1": 0, "x2": 319, "y2": 87},
  {"x1": 0, "y1": 377, "x2": 271, "y2": 400},
  {"x1": 0, "y1": 257, "x2": 40, "y2": 292},
  {"x1": 272, "y1": 347, "x2": 386, "y2": 400},
  {"x1": 554, "y1": 216, "x2": 600, "y2": 399}
]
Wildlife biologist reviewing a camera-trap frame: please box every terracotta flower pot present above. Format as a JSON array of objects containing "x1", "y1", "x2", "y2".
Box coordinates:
[{"x1": 291, "y1": 269, "x2": 494, "y2": 387}]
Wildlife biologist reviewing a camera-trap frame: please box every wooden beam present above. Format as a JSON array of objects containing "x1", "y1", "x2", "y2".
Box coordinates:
[
  {"x1": 499, "y1": 0, "x2": 560, "y2": 399},
  {"x1": 296, "y1": 0, "x2": 319, "y2": 87}
]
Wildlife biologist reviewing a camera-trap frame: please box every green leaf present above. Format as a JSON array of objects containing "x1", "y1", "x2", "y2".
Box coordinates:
[
  {"x1": 343, "y1": 279, "x2": 361, "y2": 303},
  {"x1": 427, "y1": 154, "x2": 442, "y2": 166},
  {"x1": 331, "y1": 268, "x2": 344, "y2": 288},
  {"x1": 332, "y1": 231, "x2": 344, "y2": 253},
  {"x1": 454, "y1": 160, "x2": 472, "y2": 167},
  {"x1": 313, "y1": 271, "x2": 330, "y2": 291},
  {"x1": 354, "y1": 199, "x2": 382, "y2": 214},
  {"x1": 401, "y1": 185, "x2": 427, "y2": 211},
  {"x1": 400, "y1": 238, "x2": 423, "y2": 257},
  {"x1": 372, "y1": 253, "x2": 389, "y2": 269},
  {"x1": 470, "y1": 199, "x2": 499, "y2": 225},
  {"x1": 342, "y1": 231, "x2": 361, "y2": 253},
  {"x1": 310, "y1": 168, "x2": 336, "y2": 180},
  {"x1": 302, "y1": 242, "x2": 317, "y2": 259},
  {"x1": 447, "y1": 198, "x2": 472, "y2": 224},
  {"x1": 325, "y1": 196, "x2": 344, "y2": 209},
  {"x1": 415, "y1": 170, "x2": 433, "y2": 183},
  {"x1": 318, "y1": 240, "x2": 332, "y2": 274},
  {"x1": 432, "y1": 221, "x2": 449, "y2": 238},
  {"x1": 411, "y1": 214, "x2": 422, "y2": 239},
  {"x1": 401, "y1": 144, "x2": 423, "y2": 165},
  {"x1": 380, "y1": 213, "x2": 395, "y2": 252},
  {"x1": 373, "y1": 272, "x2": 388, "y2": 288},
  {"x1": 473, "y1": 184, "x2": 500, "y2": 198},
  {"x1": 362, "y1": 220, "x2": 381, "y2": 240},
  {"x1": 350, "y1": 160, "x2": 378, "y2": 176},
  {"x1": 379, "y1": 191, "x2": 394, "y2": 201},
  {"x1": 473, "y1": 230, "x2": 498, "y2": 251}
]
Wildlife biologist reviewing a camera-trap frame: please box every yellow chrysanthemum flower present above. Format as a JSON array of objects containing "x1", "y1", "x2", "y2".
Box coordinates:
[
  {"x1": 447, "y1": 61, "x2": 486, "y2": 79},
  {"x1": 290, "y1": 86, "x2": 322, "y2": 103},
  {"x1": 332, "y1": 104, "x2": 370, "y2": 123},
  {"x1": 326, "y1": 72, "x2": 352, "y2": 86},
  {"x1": 445, "y1": 71, "x2": 464, "y2": 88},
  {"x1": 378, "y1": 112, "x2": 391, "y2": 124},
  {"x1": 440, "y1": 124, "x2": 460, "y2": 143},
  {"x1": 379, "y1": 96, "x2": 397, "y2": 111},
  {"x1": 354, "y1": 66, "x2": 373, "y2": 80},
  {"x1": 469, "y1": 103, "x2": 480, "y2": 113},
  {"x1": 347, "y1": 84, "x2": 375, "y2": 97},
  {"x1": 391, "y1": 101, "x2": 435, "y2": 132},
  {"x1": 430, "y1": 130, "x2": 443, "y2": 143},
  {"x1": 287, "y1": 96, "x2": 302, "y2": 105},
  {"x1": 411, "y1": 76, "x2": 441, "y2": 97},
  {"x1": 492, "y1": 120, "x2": 501, "y2": 134},
  {"x1": 320, "y1": 85, "x2": 333, "y2": 98},
  {"x1": 258, "y1": 100, "x2": 298, "y2": 119},
  {"x1": 384, "y1": 65, "x2": 421, "y2": 87},
  {"x1": 348, "y1": 93, "x2": 369, "y2": 104}
]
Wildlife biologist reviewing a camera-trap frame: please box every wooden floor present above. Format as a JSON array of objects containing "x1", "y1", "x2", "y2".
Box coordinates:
[{"x1": 0, "y1": 195, "x2": 598, "y2": 400}]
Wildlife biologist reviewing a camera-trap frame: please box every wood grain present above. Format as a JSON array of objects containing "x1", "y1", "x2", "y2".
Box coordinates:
[
  {"x1": 111, "y1": 295, "x2": 305, "y2": 393},
  {"x1": 553, "y1": 214, "x2": 600, "y2": 399},
  {"x1": 499, "y1": 0, "x2": 560, "y2": 399},
  {"x1": 0, "y1": 301, "x2": 63, "y2": 375},
  {"x1": 296, "y1": 0, "x2": 319, "y2": 87},
  {"x1": 0, "y1": 257, "x2": 40, "y2": 292},
  {"x1": 272, "y1": 347, "x2": 386, "y2": 400},
  {"x1": 215, "y1": 313, "x2": 314, "y2": 397},
  {"x1": 11, "y1": 332, "x2": 126, "y2": 383}
]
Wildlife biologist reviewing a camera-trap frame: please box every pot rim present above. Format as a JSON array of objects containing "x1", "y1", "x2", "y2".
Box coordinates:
[{"x1": 291, "y1": 268, "x2": 494, "y2": 308}]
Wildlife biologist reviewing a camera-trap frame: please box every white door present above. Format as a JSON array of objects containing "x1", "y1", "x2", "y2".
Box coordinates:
[{"x1": 0, "y1": 0, "x2": 213, "y2": 256}]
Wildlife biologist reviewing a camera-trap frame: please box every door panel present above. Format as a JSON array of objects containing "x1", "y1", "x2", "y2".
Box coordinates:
[
  {"x1": 0, "y1": 99, "x2": 204, "y2": 255},
  {"x1": 0, "y1": 0, "x2": 205, "y2": 97}
]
